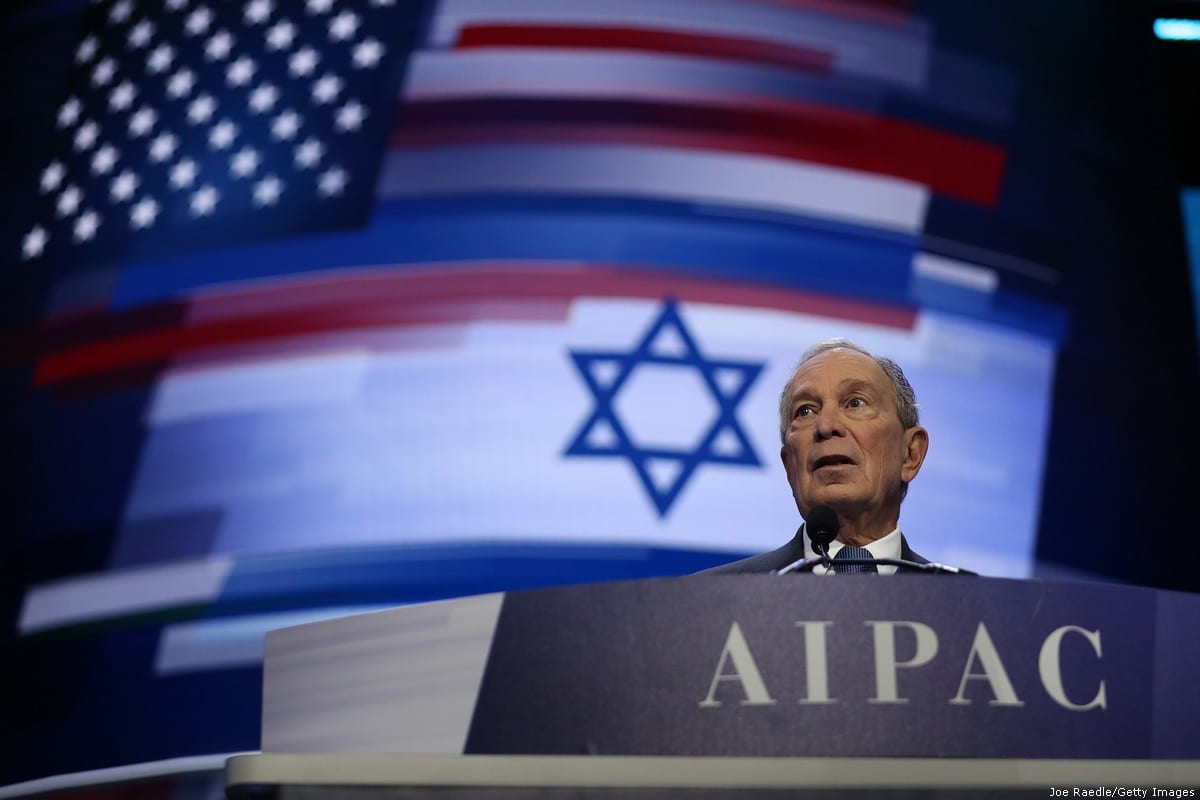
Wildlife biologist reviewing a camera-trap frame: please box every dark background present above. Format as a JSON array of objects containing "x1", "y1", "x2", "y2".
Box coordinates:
[{"x1": 1030, "y1": 1, "x2": 1200, "y2": 589}]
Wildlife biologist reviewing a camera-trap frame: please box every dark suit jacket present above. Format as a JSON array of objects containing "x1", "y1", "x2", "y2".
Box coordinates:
[{"x1": 699, "y1": 526, "x2": 929, "y2": 574}]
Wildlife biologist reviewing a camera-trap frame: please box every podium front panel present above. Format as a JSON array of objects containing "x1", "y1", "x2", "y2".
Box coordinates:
[{"x1": 261, "y1": 576, "x2": 1200, "y2": 759}]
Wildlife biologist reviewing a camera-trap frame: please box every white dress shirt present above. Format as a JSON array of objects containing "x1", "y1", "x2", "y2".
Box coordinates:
[{"x1": 802, "y1": 525, "x2": 903, "y2": 575}]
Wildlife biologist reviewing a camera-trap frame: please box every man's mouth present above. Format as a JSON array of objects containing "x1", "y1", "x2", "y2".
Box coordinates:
[{"x1": 812, "y1": 455, "x2": 855, "y2": 470}]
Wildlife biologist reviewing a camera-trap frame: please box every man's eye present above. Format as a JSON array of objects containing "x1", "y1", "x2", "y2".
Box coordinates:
[
  {"x1": 847, "y1": 397, "x2": 867, "y2": 408},
  {"x1": 795, "y1": 405, "x2": 816, "y2": 418}
]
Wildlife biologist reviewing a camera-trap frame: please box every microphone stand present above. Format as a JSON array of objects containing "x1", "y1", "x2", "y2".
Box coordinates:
[
  {"x1": 774, "y1": 555, "x2": 977, "y2": 576},
  {"x1": 774, "y1": 542, "x2": 828, "y2": 575}
]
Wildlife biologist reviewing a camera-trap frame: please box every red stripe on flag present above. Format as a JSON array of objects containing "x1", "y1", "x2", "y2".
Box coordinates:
[
  {"x1": 752, "y1": 0, "x2": 913, "y2": 25},
  {"x1": 34, "y1": 263, "x2": 917, "y2": 386},
  {"x1": 187, "y1": 263, "x2": 918, "y2": 330},
  {"x1": 454, "y1": 24, "x2": 835, "y2": 74},
  {"x1": 33, "y1": 299, "x2": 569, "y2": 386},
  {"x1": 0, "y1": 302, "x2": 188, "y2": 368},
  {"x1": 392, "y1": 99, "x2": 1006, "y2": 205}
]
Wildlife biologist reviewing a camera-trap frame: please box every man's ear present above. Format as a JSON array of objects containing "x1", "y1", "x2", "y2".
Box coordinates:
[
  {"x1": 901, "y1": 426, "x2": 929, "y2": 483},
  {"x1": 780, "y1": 445, "x2": 795, "y2": 484}
]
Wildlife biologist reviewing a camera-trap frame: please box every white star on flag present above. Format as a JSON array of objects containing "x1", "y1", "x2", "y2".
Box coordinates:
[
  {"x1": 41, "y1": 162, "x2": 66, "y2": 193},
  {"x1": 56, "y1": 186, "x2": 82, "y2": 217},
  {"x1": 334, "y1": 101, "x2": 365, "y2": 132},
  {"x1": 266, "y1": 21, "x2": 296, "y2": 50},
  {"x1": 170, "y1": 159, "x2": 199, "y2": 189},
  {"x1": 245, "y1": 0, "x2": 273, "y2": 25},
  {"x1": 226, "y1": 56, "x2": 256, "y2": 86},
  {"x1": 129, "y1": 20, "x2": 155, "y2": 48},
  {"x1": 147, "y1": 44, "x2": 174, "y2": 73},
  {"x1": 248, "y1": 84, "x2": 279, "y2": 113},
  {"x1": 289, "y1": 48, "x2": 318, "y2": 77},
  {"x1": 109, "y1": 81, "x2": 136, "y2": 111},
  {"x1": 271, "y1": 111, "x2": 301, "y2": 140},
  {"x1": 109, "y1": 0, "x2": 132, "y2": 23},
  {"x1": 91, "y1": 145, "x2": 118, "y2": 175},
  {"x1": 110, "y1": 170, "x2": 139, "y2": 201},
  {"x1": 209, "y1": 120, "x2": 238, "y2": 149},
  {"x1": 91, "y1": 58, "x2": 116, "y2": 86},
  {"x1": 190, "y1": 185, "x2": 219, "y2": 216},
  {"x1": 352, "y1": 39, "x2": 383, "y2": 69},
  {"x1": 231, "y1": 148, "x2": 260, "y2": 177},
  {"x1": 73, "y1": 121, "x2": 99, "y2": 151},
  {"x1": 57, "y1": 97, "x2": 82, "y2": 127},
  {"x1": 294, "y1": 138, "x2": 323, "y2": 168},
  {"x1": 317, "y1": 166, "x2": 346, "y2": 196},
  {"x1": 149, "y1": 132, "x2": 178, "y2": 162},
  {"x1": 253, "y1": 175, "x2": 283, "y2": 205},
  {"x1": 76, "y1": 36, "x2": 99, "y2": 63},
  {"x1": 185, "y1": 7, "x2": 214, "y2": 37},
  {"x1": 128, "y1": 107, "x2": 157, "y2": 137},
  {"x1": 166, "y1": 68, "x2": 196, "y2": 98},
  {"x1": 187, "y1": 94, "x2": 217, "y2": 124},
  {"x1": 74, "y1": 209, "x2": 101, "y2": 241},
  {"x1": 205, "y1": 31, "x2": 235, "y2": 61},
  {"x1": 328, "y1": 11, "x2": 359, "y2": 41},
  {"x1": 130, "y1": 198, "x2": 159, "y2": 229},
  {"x1": 22, "y1": 227, "x2": 48, "y2": 259},
  {"x1": 312, "y1": 74, "x2": 342, "y2": 104}
]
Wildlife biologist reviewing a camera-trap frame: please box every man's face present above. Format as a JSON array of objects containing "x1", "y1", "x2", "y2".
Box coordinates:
[{"x1": 780, "y1": 348, "x2": 927, "y2": 522}]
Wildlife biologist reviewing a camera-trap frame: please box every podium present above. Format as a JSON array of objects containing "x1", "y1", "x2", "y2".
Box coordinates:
[{"x1": 226, "y1": 575, "x2": 1200, "y2": 797}]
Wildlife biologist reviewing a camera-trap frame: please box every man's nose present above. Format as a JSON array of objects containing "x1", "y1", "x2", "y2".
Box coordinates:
[{"x1": 813, "y1": 407, "x2": 846, "y2": 440}]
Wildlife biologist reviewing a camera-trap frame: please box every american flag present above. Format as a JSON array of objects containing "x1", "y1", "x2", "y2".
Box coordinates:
[{"x1": 20, "y1": 0, "x2": 423, "y2": 268}]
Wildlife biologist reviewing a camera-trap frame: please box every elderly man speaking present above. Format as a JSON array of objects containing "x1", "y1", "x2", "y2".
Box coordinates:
[{"x1": 705, "y1": 338, "x2": 962, "y2": 575}]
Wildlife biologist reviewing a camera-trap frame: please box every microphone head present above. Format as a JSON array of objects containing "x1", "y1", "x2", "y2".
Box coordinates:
[{"x1": 804, "y1": 505, "x2": 839, "y2": 552}]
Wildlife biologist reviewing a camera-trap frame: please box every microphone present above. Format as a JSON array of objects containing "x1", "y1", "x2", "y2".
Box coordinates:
[
  {"x1": 772, "y1": 505, "x2": 839, "y2": 575},
  {"x1": 805, "y1": 505, "x2": 839, "y2": 558},
  {"x1": 773, "y1": 505, "x2": 978, "y2": 576}
]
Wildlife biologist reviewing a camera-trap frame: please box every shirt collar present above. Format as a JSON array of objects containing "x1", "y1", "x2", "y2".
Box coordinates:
[{"x1": 802, "y1": 524, "x2": 903, "y2": 575}]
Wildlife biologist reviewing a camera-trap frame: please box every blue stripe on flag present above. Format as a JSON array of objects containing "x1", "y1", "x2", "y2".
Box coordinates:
[{"x1": 111, "y1": 194, "x2": 918, "y2": 306}]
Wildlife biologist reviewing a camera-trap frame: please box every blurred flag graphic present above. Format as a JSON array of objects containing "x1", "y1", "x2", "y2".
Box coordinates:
[{"x1": 0, "y1": 0, "x2": 1070, "y2": 789}]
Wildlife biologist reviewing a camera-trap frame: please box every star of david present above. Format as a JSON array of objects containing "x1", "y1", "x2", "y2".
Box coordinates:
[{"x1": 564, "y1": 300, "x2": 765, "y2": 516}]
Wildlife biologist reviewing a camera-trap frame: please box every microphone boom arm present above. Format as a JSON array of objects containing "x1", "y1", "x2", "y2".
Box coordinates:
[{"x1": 774, "y1": 556, "x2": 977, "y2": 576}]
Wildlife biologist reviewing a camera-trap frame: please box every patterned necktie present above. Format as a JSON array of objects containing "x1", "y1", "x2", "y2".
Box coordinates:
[{"x1": 832, "y1": 545, "x2": 878, "y2": 574}]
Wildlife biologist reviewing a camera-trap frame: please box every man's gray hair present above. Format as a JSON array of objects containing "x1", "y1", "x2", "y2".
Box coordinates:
[{"x1": 777, "y1": 338, "x2": 920, "y2": 443}]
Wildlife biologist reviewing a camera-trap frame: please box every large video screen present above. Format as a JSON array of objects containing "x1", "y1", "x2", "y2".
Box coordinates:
[{"x1": 0, "y1": 0, "x2": 1186, "y2": 790}]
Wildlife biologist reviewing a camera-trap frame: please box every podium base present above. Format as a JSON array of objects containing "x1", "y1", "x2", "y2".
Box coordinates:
[{"x1": 226, "y1": 753, "x2": 1200, "y2": 799}]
